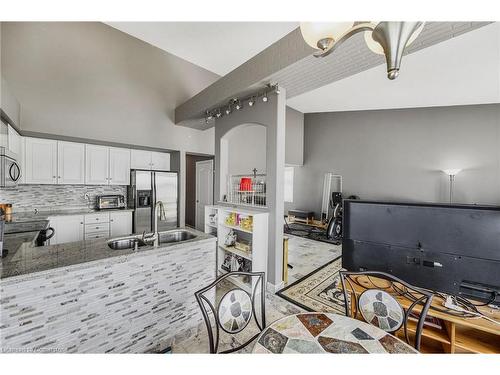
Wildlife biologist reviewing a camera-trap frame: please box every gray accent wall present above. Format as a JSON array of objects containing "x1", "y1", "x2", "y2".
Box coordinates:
[
  {"x1": 224, "y1": 106, "x2": 303, "y2": 176},
  {"x1": 285, "y1": 107, "x2": 304, "y2": 166},
  {"x1": 291, "y1": 104, "x2": 500, "y2": 217},
  {"x1": 0, "y1": 22, "x2": 219, "y2": 155},
  {"x1": 215, "y1": 89, "x2": 286, "y2": 287}
]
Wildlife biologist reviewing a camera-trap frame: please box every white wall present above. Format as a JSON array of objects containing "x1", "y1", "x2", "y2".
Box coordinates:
[{"x1": 1, "y1": 22, "x2": 219, "y2": 155}]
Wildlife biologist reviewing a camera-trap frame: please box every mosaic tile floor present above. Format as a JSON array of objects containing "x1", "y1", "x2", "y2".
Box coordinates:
[{"x1": 171, "y1": 235, "x2": 341, "y2": 353}]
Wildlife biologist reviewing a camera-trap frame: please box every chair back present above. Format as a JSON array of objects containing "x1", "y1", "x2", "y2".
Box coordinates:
[
  {"x1": 194, "y1": 271, "x2": 266, "y2": 353},
  {"x1": 339, "y1": 270, "x2": 433, "y2": 351}
]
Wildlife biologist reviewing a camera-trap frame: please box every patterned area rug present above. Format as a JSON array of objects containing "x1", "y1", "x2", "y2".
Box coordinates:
[
  {"x1": 277, "y1": 257, "x2": 346, "y2": 314},
  {"x1": 284, "y1": 222, "x2": 340, "y2": 245}
]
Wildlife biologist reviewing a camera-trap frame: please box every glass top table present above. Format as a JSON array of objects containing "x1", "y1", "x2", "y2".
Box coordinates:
[{"x1": 252, "y1": 312, "x2": 418, "y2": 354}]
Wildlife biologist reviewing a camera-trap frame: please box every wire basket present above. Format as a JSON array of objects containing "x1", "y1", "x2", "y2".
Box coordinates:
[{"x1": 227, "y1": 174, "x2": 267, "y2": 207}]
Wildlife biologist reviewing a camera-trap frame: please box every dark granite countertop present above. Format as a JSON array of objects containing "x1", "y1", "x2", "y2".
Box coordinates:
[
  {"x1": 4, "y1": 207, "x2": 135, "y2": 223},
  {"x1": 2, "y1": 208, "x2": 136, "y2": 258},
  {"x1": 0, "y1": 227, "x2": 215, "y2": 280}
]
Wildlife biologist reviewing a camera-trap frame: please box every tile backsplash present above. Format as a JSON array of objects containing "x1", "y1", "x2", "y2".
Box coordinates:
[{"x1": 0, "y1": 184, "x2": 127, "y2": 212}]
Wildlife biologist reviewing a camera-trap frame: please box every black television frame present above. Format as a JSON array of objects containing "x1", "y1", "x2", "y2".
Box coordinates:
[{"x1": 342, "y1": 200, "x2": 500, "y2": 305}]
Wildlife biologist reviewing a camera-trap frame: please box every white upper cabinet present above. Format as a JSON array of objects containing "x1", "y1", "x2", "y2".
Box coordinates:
[
  {"x1": 130, "y1": 149, "x2": 152, "y2": 169},
  {"x1": 151, "y1": 151, "x2": 170, "y2": 170},
  {"x1": 86, "y1": 145, "x2": 130, "y2": 186},
  {"x1": 109, "y1": 147, "x2": 130, "y2": 185},
  {"x1": 131, "y1": 149, "x2": 170, "y2": 170},
  {"x1": 7, "y1": 125, "x2": 22, "y2": 156},
  {"x1": 24, "y1": 137, "x2": 58, "y2": 184},
  {"x1": 57, "y1": 141, "x2": 85, "y2": 184},
  {"x1": 85, "y1": 144, "x2": 109, "y2": 185}
]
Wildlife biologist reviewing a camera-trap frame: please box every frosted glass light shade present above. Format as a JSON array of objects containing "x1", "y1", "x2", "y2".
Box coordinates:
[
  {"x1": 300, "y1": 22, "x2": 354, "y2": 49},
  {"x1": 364, "y1": 22, "x2": 425, "y2": 55},
  {"x1": 443, "y1": 168, "x2": 462, "y2": 176}
]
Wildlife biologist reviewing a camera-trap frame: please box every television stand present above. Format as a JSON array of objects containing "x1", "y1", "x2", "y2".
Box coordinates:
[{"x1": 346, "y1": 280, "x2": 500, "y2": 353}]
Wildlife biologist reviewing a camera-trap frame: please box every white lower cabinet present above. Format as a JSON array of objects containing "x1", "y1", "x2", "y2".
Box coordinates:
[
  {"x1": 110, "y1": 211, "x2": 133, "y2": 237},
  {"x1": 49, "y1": 215, "x2": 84, "y2": 245},
  {"x1": 49, "y1": 211, "x2": 133, "y2": 245}
]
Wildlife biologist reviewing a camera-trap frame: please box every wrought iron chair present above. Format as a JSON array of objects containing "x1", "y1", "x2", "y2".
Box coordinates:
[
  {"x1": 194, "y1": 271, "x2": 266, "y2": 353},
  {"x1": 339, "y1": 270, "x2": 433, "y2": 351}
]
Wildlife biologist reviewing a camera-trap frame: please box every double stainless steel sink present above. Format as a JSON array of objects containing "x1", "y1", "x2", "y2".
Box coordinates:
[{"x1": 107, "y1": 229, "x2": 197, "y2": 250}]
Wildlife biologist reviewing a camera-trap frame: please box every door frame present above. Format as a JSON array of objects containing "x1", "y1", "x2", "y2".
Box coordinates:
[{"x1": 195, "y1": 159, "x2": 214, "y2": 231}]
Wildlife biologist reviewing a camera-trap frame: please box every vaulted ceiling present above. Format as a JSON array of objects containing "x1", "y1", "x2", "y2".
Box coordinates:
[{"x1": 108, "y1": 21, "x2": 499, "y2": 127}]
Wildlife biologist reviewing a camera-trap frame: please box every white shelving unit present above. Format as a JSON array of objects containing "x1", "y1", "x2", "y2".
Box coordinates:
[{"x1": 204, "y1": 205, "x2": 268, "y2": 292}]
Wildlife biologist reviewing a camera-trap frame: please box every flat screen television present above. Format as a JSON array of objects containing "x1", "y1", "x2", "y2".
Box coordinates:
[{"x1": 342, "y1": 200, "x2": 500, "y2": 305}]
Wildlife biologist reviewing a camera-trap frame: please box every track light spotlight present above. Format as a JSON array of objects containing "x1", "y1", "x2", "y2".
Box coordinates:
[
  {"x1": 234, "y1": 99, "x2": 243, "y2": 110},
  {"x1": 215, "y1": 109, "x2": 222, "y2": 118},
  {"x1": 225, "y1": 106, "x2": 232, "y2": 115},
  {"x1": 262, "y1": 93, "x2": 268, "y2": 102},
  {"x1": 248, "y1": 97, "x2": 255, "y2": 107}
]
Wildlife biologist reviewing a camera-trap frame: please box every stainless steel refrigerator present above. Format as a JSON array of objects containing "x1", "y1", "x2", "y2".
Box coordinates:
[{"x1": 129, "y1": 170, "x2": 178, "y2": 233}]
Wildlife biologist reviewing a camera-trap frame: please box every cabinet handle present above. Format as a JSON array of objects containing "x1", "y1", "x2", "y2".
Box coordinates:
[
  {"x1": 58, "y1": 176, "x2": 61, "y2": 178},
  {"x1": 53, "y1": 175, "x2": 56, "y2": 178},
  {"x1": 80, "y1": 222, "x2": 83, "y2": 225}
]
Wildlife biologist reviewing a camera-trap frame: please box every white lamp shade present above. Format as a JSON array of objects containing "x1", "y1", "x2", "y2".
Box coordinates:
[
  {"x1": 443, "y1": 168, "x2": 462, "y2": 176},
  {"x1": 300, "y1": 22, "x2": 354, "y2": 49},
  {"x1": 364, "y1": 22, "x2": 425, "y2": 55}
]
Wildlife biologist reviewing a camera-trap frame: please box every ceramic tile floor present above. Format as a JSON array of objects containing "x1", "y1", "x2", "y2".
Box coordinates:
[{"x1": 171, "y1": 235, "x2": 341, "y2": 353}]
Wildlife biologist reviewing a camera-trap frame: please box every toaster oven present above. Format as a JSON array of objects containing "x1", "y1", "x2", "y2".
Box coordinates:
[{"x1": 96, "y1": 194, "x2": 126, "y2": 210}]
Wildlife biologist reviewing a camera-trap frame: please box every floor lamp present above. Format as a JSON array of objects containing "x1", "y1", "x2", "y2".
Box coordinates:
[{"x1": 442, "y1": 169, "x2": 462, "y2": 204}]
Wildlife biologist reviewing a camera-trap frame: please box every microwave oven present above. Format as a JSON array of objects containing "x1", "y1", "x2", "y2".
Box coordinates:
[
  {"x1": 0, "y1": 147, "x2": 21, "y2": 188},
  {"x1": 96, "y1": 194, "x2": 126, "y2": 210}
]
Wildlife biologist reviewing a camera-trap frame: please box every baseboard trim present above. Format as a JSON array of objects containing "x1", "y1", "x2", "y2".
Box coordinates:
[{"x1": 267, "y1": 281, "x2": 284, "y2": 293}]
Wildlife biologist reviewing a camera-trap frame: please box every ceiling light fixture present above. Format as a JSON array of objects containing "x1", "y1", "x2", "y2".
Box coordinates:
[
  {"x1": 300, "y1": 21, "x2": 425, "y2": 80},
  {"x1": 204, "y1": 84, "x2": 278, "y2": 122},
  {"x1": 234, "y1": 99, "x2": 243, "y2": 110}
]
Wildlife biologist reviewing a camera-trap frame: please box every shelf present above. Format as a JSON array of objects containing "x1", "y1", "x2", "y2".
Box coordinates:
[
  {"x1": 454, "y1": 326, "x2": 500, "y2": 354},
  {"x1": 219, "y1": 223, "x2": 253, "y2": 234},
  {"x1": 219, "y1": 245, "x2": 252, "y2": 260},
  {"x1": 217, "y1": 268, "x2": 251, "y2": 292},
  {"x1": 405, "y1": 318, "x2": 450, "y2": 345}
]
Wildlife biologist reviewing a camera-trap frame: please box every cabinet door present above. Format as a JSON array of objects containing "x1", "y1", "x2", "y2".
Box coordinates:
[
  {"x1": 110, "y1": 211, "x2": 132, "y2": 237},
  {"x1": 130, "y1": 149, "x2": 152, "y2": 170},
  {"x1": 24, "y1": 137, "x2": 58, "y2": 184},
  {"x1": 18, "y1": 137, "x2": 26, "y2": 184},
  {"x1": 7, "y1": 126, "x2": 21, "y2": 156},
  {"x1": 50, "y1": 215, "x2": 84, "y2": 245},
  {"x1": 109, "y1": 147, "x2": 131, "y2": 185},
  {"x1": 151, "y1": 152, "x2": 170, "y2": 171},
  {"x1": 57, "y1": 141, "x2": 85, "y2": 184},
  {"x1": 85, "y1": 145, "x2": 109, "y2": 185}
]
